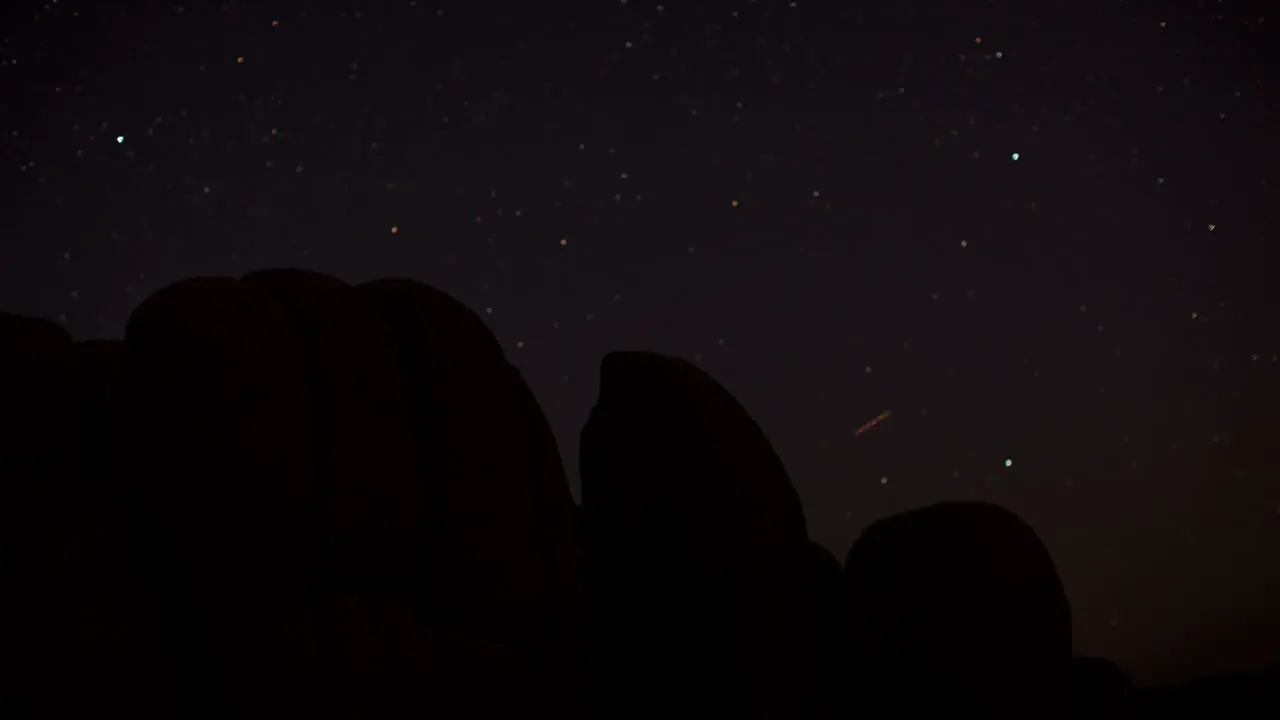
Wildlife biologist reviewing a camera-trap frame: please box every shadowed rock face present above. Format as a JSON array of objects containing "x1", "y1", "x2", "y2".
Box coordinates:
[
  {"x1": 840, "y1": 501, "x2": 1073, "y2": 718},
  {"x1": 580, "y1": 351, "x2": 830, "y2": 719},
  {"x1": 2, "y1": 270, "x2": 584, "y2": 718}
]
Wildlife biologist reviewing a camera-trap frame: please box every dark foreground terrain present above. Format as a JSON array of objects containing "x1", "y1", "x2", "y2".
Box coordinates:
[{"x1": 3, "y1": 269, "x2": 1275, "y2": 717}]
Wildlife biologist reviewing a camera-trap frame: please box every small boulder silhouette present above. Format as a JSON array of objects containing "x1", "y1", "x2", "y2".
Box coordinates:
[{"x1": 840, "y1": 501, "x2": 1073, "y2": 718}]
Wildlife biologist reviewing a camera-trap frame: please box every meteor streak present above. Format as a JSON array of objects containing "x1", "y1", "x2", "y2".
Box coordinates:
[{"x1": 855, "y1": 409, "x2": 892, "y2": 436}]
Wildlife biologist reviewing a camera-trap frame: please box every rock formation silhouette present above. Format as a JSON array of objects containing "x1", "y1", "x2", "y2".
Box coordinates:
[
  {"x1": 580, "y1": 350, "x2": 832, "y2": 719},
  {"x1": 839, "y1": 501, "x2": 1072, "y2": 718},
  {"x1": 2, "y1": 269, "x2": 1275, "y2": 718},
  {"x1": 3, "y1": 270, "x2": 584, "y2": 718}
]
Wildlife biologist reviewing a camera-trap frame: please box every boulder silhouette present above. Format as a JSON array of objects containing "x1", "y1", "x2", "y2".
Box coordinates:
[
  {"x1": 2, "y1": 270, "x2": 584, "y2": 717},
  {"x1": 839, "y1": 501, "x2": 1073, "y2": 718},
  {"x1": 580, "y1": 351, "x2": 833, "y2": 719}
]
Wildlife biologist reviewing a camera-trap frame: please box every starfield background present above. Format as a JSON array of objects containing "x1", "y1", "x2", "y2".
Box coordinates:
[{"x1": 3, "y1": 0, "x2": 1277, "y2": 685}]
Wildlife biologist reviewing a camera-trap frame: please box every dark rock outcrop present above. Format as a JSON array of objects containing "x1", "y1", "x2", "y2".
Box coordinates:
[
  {"x1": 4, "y1": 269, "x2": 1274, "y2": 719},
  {"x1": 840, "y1": 501, "x2": 1073, "y2": 718},
  {"x1": 580, "y1": 351, "x2": 831, "y2": 719},
  {"x1": 2, "y1": 270, "x2": 584, "y2": 718}
]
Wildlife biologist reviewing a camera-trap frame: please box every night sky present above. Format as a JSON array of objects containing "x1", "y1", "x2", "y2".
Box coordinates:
[{"x1": 4, "y1": 0, "x2": 1278, "y2": 686}]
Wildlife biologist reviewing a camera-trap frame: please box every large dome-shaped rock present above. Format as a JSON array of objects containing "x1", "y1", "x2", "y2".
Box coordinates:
[{"x1": 1, "y1": 270, "x2": 584, "y2": 718}]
